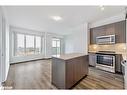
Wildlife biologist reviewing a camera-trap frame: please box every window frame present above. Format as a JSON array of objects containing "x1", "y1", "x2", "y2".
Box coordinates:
[
  {"x1": 14, "y1": 32, "x2": 43, "y2": 57},
  {"x1": 25, "y1": 34, "x2": 35, "y2": 55},
  {"x1": 52, "y1": 37, "x2": 61, "y2": 56},
  {"x1": 16, "y1": 33, "x2": 25, "y2": 56}
]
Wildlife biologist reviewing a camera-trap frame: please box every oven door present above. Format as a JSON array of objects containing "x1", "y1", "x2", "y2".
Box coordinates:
[{"x1": 96, "y1": 54, "x2": 115, "y2": 67}]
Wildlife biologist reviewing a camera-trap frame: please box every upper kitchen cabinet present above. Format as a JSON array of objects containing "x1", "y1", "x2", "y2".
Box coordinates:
[
  {"x1": 105, "y1": 23, "x2": 115, "y2": 35},
  {"x1": 90, "y1": 26, "x2": 106, "y2": 44},
  {"x1": 115, "y1": 20, "x2": 126, "y2": 43},
  {"x1": 90, "y1": 20, "x2": 126, "y2": 44},
  {"x1": 90, "y1": 29, "x2": 95, "y2": 44}
]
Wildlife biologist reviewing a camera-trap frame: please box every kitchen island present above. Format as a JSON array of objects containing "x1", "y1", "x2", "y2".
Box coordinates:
[{"x1": 52, "y1": 53, "x2": 89, "y2": 89}]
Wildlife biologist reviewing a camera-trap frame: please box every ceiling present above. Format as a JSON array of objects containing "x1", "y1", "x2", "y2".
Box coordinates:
[{"x1": 4, "y1": 6, "x2": 125, "y2": 35}]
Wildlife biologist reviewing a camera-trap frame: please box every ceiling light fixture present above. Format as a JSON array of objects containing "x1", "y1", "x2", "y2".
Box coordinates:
[
  {"x1": 51, "y1": 16, "x2": 62, "y2": 21},
  {"x1": 100, "y1": 5, "x2": 105, "y2": 11}
]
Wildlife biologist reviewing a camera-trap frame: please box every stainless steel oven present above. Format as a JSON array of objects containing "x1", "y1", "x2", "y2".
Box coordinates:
[{"x1": 96, "y1": 53, "x2": 115, "y2": 73}]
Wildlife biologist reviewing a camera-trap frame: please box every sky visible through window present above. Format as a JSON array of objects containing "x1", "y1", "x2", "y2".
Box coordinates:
[{"x1": 17, "y1": 34, "x2": 24, "y2": 48}]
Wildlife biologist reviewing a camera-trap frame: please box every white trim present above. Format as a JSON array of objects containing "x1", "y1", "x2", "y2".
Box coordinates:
[
  {"x1": 0, "y1": 7, "x2": 10, "y2": 83},
  {"x1": 10, "y1": 54, "x2": 45, "y2": 64},
  {"x1": 2, "y1": 16, "x2": 6, "y2": 82},
  {"x1": 0, "y1": 7, "x2": 2, "y2": 83}
]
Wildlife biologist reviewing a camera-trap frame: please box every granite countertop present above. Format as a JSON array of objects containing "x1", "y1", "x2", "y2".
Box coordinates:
[{"x1": 52, "y1": 53, "x2": 86, "y2": 60}]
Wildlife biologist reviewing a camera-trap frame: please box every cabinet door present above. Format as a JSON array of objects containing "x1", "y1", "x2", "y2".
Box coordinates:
[
  {"x1": 115, "y1": 54, "x2": 122, "y2": 73},
  {"x1": 66, "y1": 59, "x2": 75, "y2": 88},
  {"x1": 89, "y1": 53, "x2": 96, "y2": 66},
  {"x1": 66, "y1": 56, "x2": 88, "y2": 88},
  {"x1": 98, "y1": 25, "x2": 107, "y2": 36},
  {"x1": 90, "y1": 26, "x2": 106, "y2": 44},
  {"x1": 90, "y1": 28, "x2": 95, "y2": 44},
  {"x1": 106, "y1": 23, "x2": 115, "y2": 35},
  {"x1": 115, "y1": 20, "x2": 126, "y2": 43}
]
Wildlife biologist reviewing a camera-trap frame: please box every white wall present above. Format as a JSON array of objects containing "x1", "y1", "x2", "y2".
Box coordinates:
[
  {"x1": 65, "y1": 23, "x2": 88, "y2": 54},
  {"x1": 0, "y1": 7, "x2": 10, "y2": 84},
  {"x1": 4, "y1": 17, "x2": 10, "y2": 82}
]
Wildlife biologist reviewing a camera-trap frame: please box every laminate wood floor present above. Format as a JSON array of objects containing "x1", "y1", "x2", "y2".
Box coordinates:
[{"x1": 3, "y1": 59, "x2": 124, "y2": 89}]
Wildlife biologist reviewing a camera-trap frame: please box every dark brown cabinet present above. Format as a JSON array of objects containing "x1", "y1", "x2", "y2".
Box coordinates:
[
  {"x1": 115, "y1": 20, "x2": 126, "y2": 43},
  {"x1": 115, "y1": 54, "x2": 123, "y2": 73},
  {"x1": 90, "y1": 29, "x2": 95, "y2": 44},
  {"x1": 106, "y1": 23, "x2": 115, "y2": 35},
  {"x1": 90, "y1": 26, "x2": 106, "y2": 44},
  {"x1": 52, "y1": 55, "x2": 88, "y2": 89},
  {"x1": 90, "y1": 20, "x2": 126, "y2": 44}
]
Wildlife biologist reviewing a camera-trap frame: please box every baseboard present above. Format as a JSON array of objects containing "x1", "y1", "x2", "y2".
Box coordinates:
[
  {"x1": 5, "y1": 63, "x2": 10, "y2": 82},
  {"x1": 10, "y1": 58, "x2": 52, "y2": 65}
]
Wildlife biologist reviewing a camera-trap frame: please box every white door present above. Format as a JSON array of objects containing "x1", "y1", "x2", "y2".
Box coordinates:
[
  {"x1": 0, "y1": 8, "x2": 3, "y2": 84},
  {"x1": 0, "y1": 9, "x2": 9, "y2": 84},
  {"x1": 1, "y1": 17, "x2": 6, "y2": 82}
]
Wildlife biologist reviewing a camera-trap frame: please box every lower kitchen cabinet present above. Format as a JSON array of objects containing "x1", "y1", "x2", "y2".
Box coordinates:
[
  {"x1": 52, "y1": 54, "x2": 89, "y2": 89},
  {"x1": 115, "y1": 54, "x2": 123, "y2": 73},
  {"x1": 89, "y1": 53, "x2": 96, "y2": 66}
]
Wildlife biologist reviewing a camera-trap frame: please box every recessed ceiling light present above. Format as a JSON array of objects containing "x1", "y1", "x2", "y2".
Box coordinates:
[{"x1": 51, "y1": 16, "x2": 62, "y2": 21}]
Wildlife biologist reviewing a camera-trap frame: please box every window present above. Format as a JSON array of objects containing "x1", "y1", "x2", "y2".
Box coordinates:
[
  {"x1": 16, "y1": 34, "x2": 25, "y2": 56},
  {"x1": 52, "y1": 38, "x2": 61, "y2": 56},
  {"x1": 35, "y1": 36, "x2": 41, "y2": 54},
  {"x1": 26, "y1": 35, "x2": 35, "y2": 55},
  {"x1": 15, "y1": 33, "x2": 43, "y2": 56}
]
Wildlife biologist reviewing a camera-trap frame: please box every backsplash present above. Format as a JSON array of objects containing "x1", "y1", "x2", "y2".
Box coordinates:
[{"x1": 88, "y1": 43, "x2": 127, "y2": 59}]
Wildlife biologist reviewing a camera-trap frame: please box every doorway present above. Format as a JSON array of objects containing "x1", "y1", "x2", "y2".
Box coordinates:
[{"x1": 52, "y1": 38, "x2": 61, "y2": 56}]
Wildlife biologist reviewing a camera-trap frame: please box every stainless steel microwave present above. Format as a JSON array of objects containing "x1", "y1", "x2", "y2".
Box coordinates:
[{"x1": 96, "y1": 35, "x2": 115, "y2": 44}]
